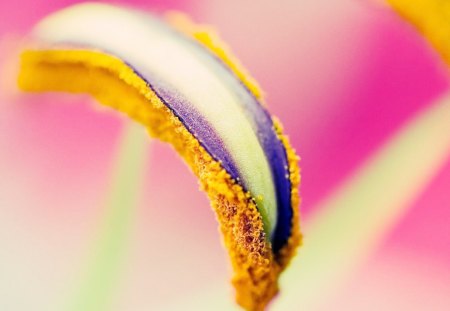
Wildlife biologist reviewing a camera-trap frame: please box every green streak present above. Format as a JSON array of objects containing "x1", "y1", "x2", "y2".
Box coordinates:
[{"x1": 68, "y1": 123, "x2": 149, "y2": 311}]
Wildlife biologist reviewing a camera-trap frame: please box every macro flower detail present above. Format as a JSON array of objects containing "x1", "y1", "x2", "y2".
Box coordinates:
[{"x1": 17, "y1": 3, "x2": 301, "y2": 311}]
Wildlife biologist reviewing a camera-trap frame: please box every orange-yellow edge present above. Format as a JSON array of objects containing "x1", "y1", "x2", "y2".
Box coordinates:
[{"x1": 18, "y1": 16, "x2": 301, "y2": 311}]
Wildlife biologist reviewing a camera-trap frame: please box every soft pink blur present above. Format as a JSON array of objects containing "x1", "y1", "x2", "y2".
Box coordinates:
[{"x1": 0, "y1": 0, "x2": 449, "y2": 310}]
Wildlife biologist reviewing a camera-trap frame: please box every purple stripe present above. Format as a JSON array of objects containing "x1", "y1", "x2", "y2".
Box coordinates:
[
  {"x1": 127, "y1": 62, "x2": 241, "y2": 181},
  {"x1": 162, "y1": 23, "x2": 294, "y2": 254},
  {"x1": 59, "y1": 12, "x2": 294, "y2": 254}
]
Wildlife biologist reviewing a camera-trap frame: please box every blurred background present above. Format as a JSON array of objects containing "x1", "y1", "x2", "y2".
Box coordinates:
[{"x1": 0, "y1": 0, "x2": 449, "y2": 310}]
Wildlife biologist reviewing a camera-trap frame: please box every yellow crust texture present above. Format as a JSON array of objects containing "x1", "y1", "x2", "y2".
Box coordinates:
[
  {"x1": 174, "y1": 12, "x2": 302, "y2": 272},
  {"x1": 17, "y1": 49, "x2": 299, "y2": 311},
  {"x1": 19, "y1": 15, "x2": 301, "y2": 311}
]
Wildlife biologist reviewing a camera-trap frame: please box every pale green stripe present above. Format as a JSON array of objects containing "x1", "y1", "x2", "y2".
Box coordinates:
[
  {"x1": 36, "y1": 2, "x2": 277, "y2": 237},
  {"x1": 67, "y1": 123, "x2": 149, "y2": 311}
]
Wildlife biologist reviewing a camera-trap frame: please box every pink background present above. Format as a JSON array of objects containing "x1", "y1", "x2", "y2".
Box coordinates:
[{"x1": 1, "y1": 0, "x2": 449, "y2": 310}]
